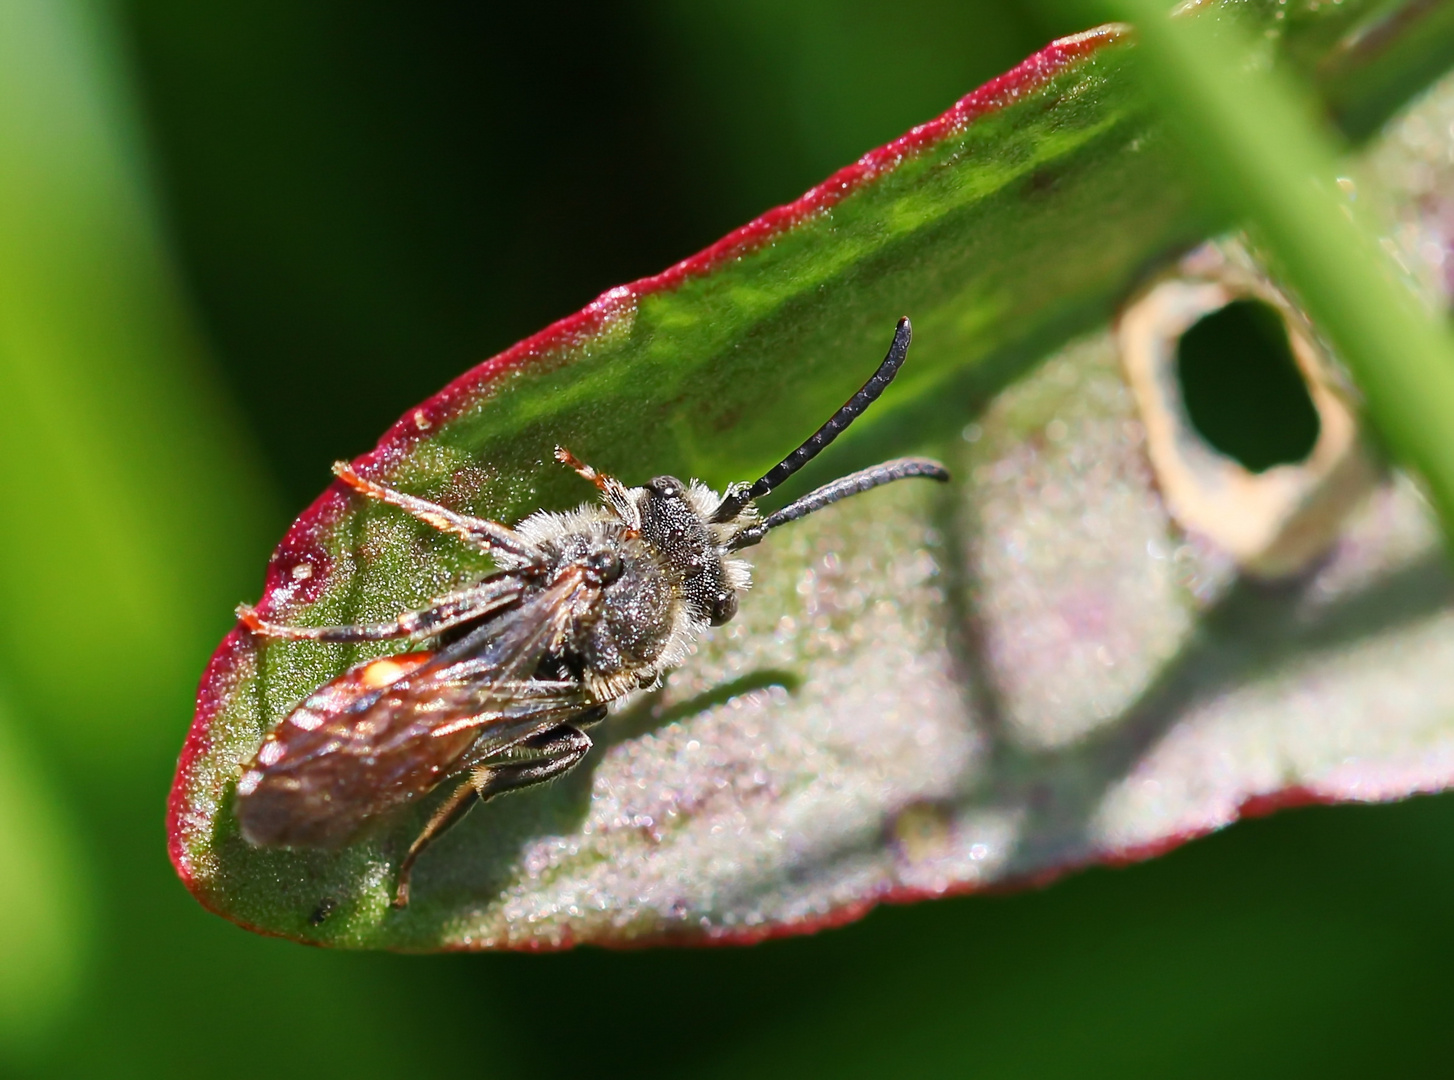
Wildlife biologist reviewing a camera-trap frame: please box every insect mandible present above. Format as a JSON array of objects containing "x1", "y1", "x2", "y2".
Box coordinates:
[{"x1": 234, "y1": 317, "x2": 947, "y2": 907}]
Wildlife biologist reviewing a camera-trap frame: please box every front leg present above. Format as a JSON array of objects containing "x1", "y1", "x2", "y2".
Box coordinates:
[
  {"x1": 554, "y1": 447, "x2": 640, "y2": 531},
  {"x1": 391, "y1": 722, "x2": 595, "y2": 907},
  {"x1": 334, "y1": 462, "x2": 540, "y2": 561}
]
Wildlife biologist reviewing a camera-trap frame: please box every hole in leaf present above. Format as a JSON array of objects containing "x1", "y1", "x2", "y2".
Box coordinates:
[{"x1": 1175, "y1": 298, "x2": 1320, "y2": 472}]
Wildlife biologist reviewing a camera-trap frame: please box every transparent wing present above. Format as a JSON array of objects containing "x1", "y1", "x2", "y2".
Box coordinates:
[{"x1": 236, "y1": 570, "x2": 598, "y2": 848}]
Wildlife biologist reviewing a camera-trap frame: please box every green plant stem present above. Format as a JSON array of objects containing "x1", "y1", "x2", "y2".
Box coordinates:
[{"x1": 1101, "y1": 0, "x2": 1454, "y2": 542}]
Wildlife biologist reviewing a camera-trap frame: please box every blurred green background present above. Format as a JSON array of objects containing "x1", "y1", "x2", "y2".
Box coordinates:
[{"x1": 2, "y1": 1, "x2": 1453, "y2": 1076}]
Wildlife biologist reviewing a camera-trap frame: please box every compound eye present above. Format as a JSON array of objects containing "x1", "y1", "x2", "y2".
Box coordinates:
[
  {"x1": 707, "y1": 589, "x2": 738, "y2": 626},
  {"x1": 648, "y1": 476, "x2": 683, "y2": 499},
  {"x1": 582, "y1": 549, "x2": 623, "y2": 585}
]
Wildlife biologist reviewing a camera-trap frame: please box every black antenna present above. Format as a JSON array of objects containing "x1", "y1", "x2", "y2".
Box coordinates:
[
  {"x1": 712, "y1": 316, "x2": 914, "y2": 523},
  {"x1": 726, "y1": 457, "x2": 948, "y2": 550}
]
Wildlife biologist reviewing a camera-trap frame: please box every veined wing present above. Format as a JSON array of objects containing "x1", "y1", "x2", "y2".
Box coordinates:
[{"x1": 236, "y1": 569, "x2": 598, "y2": 848}]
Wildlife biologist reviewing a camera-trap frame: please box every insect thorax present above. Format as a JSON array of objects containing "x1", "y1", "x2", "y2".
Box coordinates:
[{"x1": 512, "y1": 474, "x2": 752, "y2": 701}]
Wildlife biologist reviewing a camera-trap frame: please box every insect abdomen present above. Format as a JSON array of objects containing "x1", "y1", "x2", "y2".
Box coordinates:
[{"x1": 235, "y1": 652, "x2": 477, "y2": 848}]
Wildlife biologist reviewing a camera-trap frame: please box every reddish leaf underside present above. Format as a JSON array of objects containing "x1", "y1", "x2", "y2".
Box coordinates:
[{"x1": 170, "y1": 11, "x2": 1454, "y2": 950}]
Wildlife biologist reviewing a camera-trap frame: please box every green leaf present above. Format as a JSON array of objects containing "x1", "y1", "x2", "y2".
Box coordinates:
[{"x1": 171, "y1": 7, "x2": 1454, "y2": 949}]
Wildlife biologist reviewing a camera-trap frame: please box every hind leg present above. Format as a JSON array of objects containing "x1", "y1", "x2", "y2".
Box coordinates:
[{"x1": 391, "y1": 722, "x2": 595, "y2": 908}]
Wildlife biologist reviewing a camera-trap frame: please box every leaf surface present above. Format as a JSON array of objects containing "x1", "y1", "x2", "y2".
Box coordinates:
[{"x1": 170, "y1": 7, "x2": 1454, "y2": 948}]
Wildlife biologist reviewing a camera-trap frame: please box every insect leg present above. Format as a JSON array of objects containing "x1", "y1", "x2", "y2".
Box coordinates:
[
  {"x1": 472, "y1": 723, "x2": 594, "y2": 799},
  {"x1": 238, "y1": 604, "x2": 416, "y2": 643},
  {"x1": 572, "y1": 705, "x2": 609, "y2": 729},
  {"x1": 237, "y1": 581, "x2": 518, "y2": 644},
  {"x1": 553, "y1": 446, "x2": 612, "y2": 490},
  {"x1": 390, "y1": 723, "x2": 595, "y2": 908},
  {"x1": 553, "y1": 447, "x2": 640, "y2": 531},
  {"x1": 391, "y1": 780, "x2": 480, "y2": 909},
  {"x1": 333, "y1": 462, "x2": 540, "y2": 561}
]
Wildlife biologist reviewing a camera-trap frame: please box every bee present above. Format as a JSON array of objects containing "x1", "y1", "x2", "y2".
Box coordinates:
[{"x1": 235, "y1": 317, "x2": 947, "y2": 907}]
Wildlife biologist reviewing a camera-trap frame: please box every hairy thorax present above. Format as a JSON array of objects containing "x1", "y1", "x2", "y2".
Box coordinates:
[{"x1": 511, "y1": 511, "x2": 690, "y2": 701}]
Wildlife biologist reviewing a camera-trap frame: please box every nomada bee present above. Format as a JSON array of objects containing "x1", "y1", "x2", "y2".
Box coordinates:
[{"x1": 235, "y1": 317, "x2": 947, "y2": 907}]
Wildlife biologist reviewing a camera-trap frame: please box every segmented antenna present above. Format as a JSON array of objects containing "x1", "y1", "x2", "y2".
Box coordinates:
[
  {"x1": 726, "y1": 457, "x2": 948, "y2": 550},
  {"x1": 711, "y1": 317, "x2": 914, "y2": 523}
]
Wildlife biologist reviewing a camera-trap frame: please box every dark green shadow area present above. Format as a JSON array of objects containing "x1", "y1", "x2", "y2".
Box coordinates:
[{"x1": 1177, "y1": 298, "x2": 1322, "y2": 473}]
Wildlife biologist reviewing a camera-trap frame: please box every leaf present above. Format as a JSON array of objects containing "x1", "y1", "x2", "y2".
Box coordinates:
[{"x1": 170, "y1": 8, "x2": 1454, "y2": 949}]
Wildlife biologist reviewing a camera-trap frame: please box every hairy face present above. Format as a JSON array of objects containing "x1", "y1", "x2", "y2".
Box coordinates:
[{"x1": 638, "y1": 476, "x2": 739, "y2": 626}]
